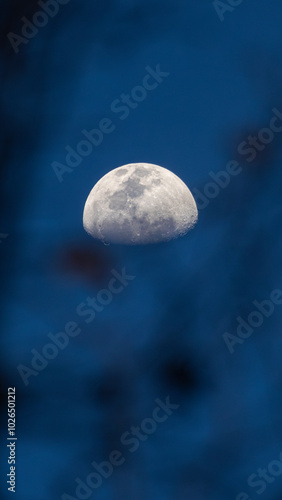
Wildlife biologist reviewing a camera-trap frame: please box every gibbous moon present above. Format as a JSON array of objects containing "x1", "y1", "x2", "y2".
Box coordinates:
[{"x1": 83, "y1": 163, "x2": 198, "y2": 245}]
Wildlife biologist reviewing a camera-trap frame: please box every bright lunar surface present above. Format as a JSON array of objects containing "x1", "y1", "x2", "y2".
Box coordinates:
[{"x1": 83, "y1": 163, "x2": 198, "y2": 245}]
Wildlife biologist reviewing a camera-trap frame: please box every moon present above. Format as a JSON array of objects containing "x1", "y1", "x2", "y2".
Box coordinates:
[{"x1": 83, "y1": 163, "x2": 198, "y2": 245}]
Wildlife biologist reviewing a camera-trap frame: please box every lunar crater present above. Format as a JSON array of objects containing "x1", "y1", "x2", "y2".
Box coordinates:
[
  {"x1": 115, "y1": 168, "x2": 128, "y2": 177},
  {"x1": 122, "y1": 177, "x2": 146, "y2": 198},
  {"x1": 134, "y1": 166, "x2": 149, "y2": 177},
  {"x1": 108, "y1": 190, "x2": 127, "y2": 210},
  {"x1": 152, "y1": 178, "x2": 162, "y2": 186}
]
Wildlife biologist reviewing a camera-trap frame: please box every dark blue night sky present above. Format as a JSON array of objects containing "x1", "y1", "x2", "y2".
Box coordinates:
[{"x1": 1, "y1": 1, "x2": 282, "y2": 499}]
